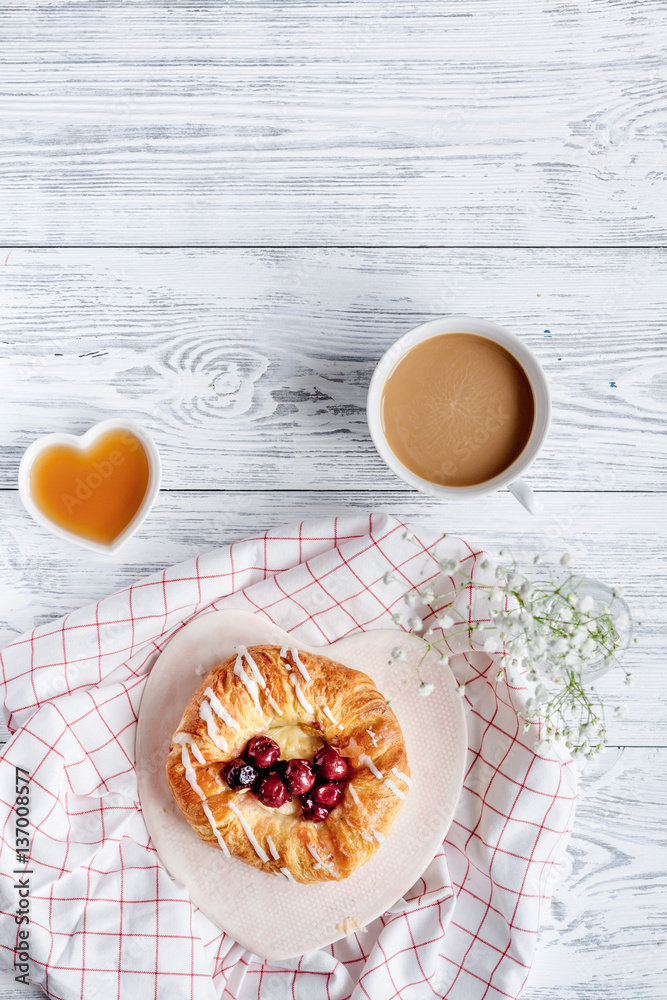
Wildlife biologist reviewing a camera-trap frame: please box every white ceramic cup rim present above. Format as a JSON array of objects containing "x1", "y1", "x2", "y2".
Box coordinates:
[
  {"x1": 18, "y1": 418, "x2": 162, "y2": 554},
  {"x1": 366, "y1": 316, "x2": 551, "y2": 500}
]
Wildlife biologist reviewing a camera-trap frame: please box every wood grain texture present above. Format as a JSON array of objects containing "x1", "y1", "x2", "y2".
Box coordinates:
[
  {"x1": 0, "y1": 489, "x2": 661, "y2": 747},
  {"x1": 1, "y1": 1, "x2": 666, "y2": 246},
  {"x1": 523, "y1": 747, "x2": 667, "y2": 999},
  {"x1": 1, "y1": 248, "x2": 666, "y2": 491}
]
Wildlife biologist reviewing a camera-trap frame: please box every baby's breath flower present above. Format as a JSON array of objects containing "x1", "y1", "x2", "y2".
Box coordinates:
[
  {"x1": 391, "y1": 646, "x2": 406, "y2": 662},
  {"x1": 615, "y1": 704, "x2": 628, "y2": 718},
  {"x1": 383, "y1": 571, "x2": 397, "y2": 585},
  {"x1": 439, "y1": 558, "x2": 460, "y2": 573},
  {"x1": 560, "y1": 552, "x2": 572, "y2": 567},
  {"x1": 391, "y1": 612, "x2": 404, "y2": 626},
  {"x1": 624, "y1": 673, "x2": 636, "y2": 685},
  {"x1": 612, "y1": 586, "x2": 624, "y2": 598},
  {"x1": 394, "y1": 544, "x2": 632, "y2": 767},
  {"x1": 403, "y1": 531, "x2": 415, "y2": 542},
  {"x1": 418, "y1": 682, "x2": 434, "y2": 697}
]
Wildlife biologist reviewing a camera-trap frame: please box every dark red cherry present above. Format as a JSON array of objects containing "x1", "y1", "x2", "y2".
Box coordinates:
[
  {"x1": 302, "y1": 794, "x2": 330, "y2": 822},
  {"x1": 256, "y1": 773, "x2": 290, "y2": 808},
  {"x1": 225, "y1": 758, "x2": 258, "y2": 791},
  {"x1": 313, "y1": 746, "x2": 348, "y2": 782},
  {"x1": 244, "y1": 735, "x2": 280, "y2": 770},
  {"x1": 283, "y1": 758, "x2": 316, "y2": 796},
  {"x1": 313, "y1": 782, "x2": 343, "y2": 809}
]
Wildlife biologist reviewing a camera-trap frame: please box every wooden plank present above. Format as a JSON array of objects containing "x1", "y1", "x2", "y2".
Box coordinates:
[
  {"x1": 1, "y1": 248, "x2": 665, "y2": 490},
  {"x1": 0, "y1": 489, "x2": 661, "y2": 747},
  {"x1": 523, "y1": 747, "x2": 667, "y2": 999},
  {"x1": 1, "y1": 1, "x2": 666, "y2": 246}
]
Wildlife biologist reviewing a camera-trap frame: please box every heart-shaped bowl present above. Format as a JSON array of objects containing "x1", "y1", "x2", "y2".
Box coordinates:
[{"x1": 18, "y1": 418, "x2": 161, "y2": 554}]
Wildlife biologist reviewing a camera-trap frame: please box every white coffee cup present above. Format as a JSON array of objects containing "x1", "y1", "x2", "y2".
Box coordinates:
[{"x1": 366, "y1": 316, "x2": 551, "y2": 513}]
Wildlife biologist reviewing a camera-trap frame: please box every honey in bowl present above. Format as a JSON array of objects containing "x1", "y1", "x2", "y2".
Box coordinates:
[
  {"x1": 28, "y1": 428, "x2": 151, "y2": 546},
  {"x1": 380, "y1": 333, "x2": 535, "y2": 487}
]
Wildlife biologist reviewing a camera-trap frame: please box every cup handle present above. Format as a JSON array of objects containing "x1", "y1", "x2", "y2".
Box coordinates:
[{"x1": 507, "y1": 478, "x2": 539, "y2": 514}]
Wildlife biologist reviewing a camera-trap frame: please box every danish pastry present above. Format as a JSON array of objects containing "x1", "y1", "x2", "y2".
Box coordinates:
[{"x1": 165, "y1": 644, "x2": 410, "y2": 883}]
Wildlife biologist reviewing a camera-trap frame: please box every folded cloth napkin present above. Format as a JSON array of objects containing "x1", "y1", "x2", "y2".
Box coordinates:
[{"x1": 0, "y1": 512, "x2": 577, "y2": 1000}]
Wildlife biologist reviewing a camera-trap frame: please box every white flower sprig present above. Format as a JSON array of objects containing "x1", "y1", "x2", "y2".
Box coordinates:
[{"x1": 387, "y1": 537, "x2": 636, "y2": 760}]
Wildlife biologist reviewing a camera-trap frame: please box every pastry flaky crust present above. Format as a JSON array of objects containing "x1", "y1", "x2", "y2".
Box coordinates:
[{"x1": 165, "y1": 644, "x2": 410, "y2": 883}]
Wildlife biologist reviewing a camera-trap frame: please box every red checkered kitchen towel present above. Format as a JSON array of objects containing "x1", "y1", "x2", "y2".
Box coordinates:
[{"x1": 0, "y1": 513, "x2": 576, "y2": 1000}]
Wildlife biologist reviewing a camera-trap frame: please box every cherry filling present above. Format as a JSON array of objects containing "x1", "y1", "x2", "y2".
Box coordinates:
[
  {"x1": 313, "y1": 746, "x2": 349, "y2": 782},
  {"x1": 283, "y1": 758, "x2": 316, "y2": 796},
  {"x1": 224, "y1": 758, "x2": 258, "y2": 790},
  {"x1": 312, "y1": 782, "x2": 343, "y2": 809},
  {"x1": 225, "y1": 735, "x2": 350, "y2": 823},
  {"x1": 244, "y1": 735, "x2": 280, "y2": 770},
  {"x1": 257, "y1": 772, "x2": 291, "y2": 808}
]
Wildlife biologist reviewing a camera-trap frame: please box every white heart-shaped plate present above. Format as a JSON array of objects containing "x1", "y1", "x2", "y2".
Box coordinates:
[{"x1": 136, "y1": 610, "x2": 467, "y2": 960}]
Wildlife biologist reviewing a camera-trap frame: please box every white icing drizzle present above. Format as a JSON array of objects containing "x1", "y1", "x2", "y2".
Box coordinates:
[
  {"x1": 360, "y1": 831, "x2": 374, "y2": 843},
  {"x1": 266, "y1": 692, "x2": 283, "y2": 715},
  {"x1": 266, "y1": 835, "x2": 280, "y2": 860},
  {"x1": 372, "y1": 829, "x2": 386, "y2": 844},
  {"x1": 322, "y1": 705, "x2": 343, "y2": 729},
  {"x1": 204, "y1": 686, "x2": 240, "y2": 731},
  {"x1": 290, "y1": 648, "x2": 311, "y2": 683},
  {"x1": 366, "y1": 727, "x2": 378, "y2": 747},
  {"x1": 178, "y1": 743, "x2": 206, "y2": 799},
  {"x1": 227, "y1": 800, "x2": 269, "y2": 863},
  {"x1": 202, "y1": 801, "x2": 231, "y2": 857},
  {"x1": 306, "y1": 843, "x2": 335, "y2": 875},
  {"x1": 348, "y1": 784, "x2": 361, "y2": 807},
  {"x1": 233, "y1": 655, "x2": 264, "y2": 716},
  {"x1": 289, "y1": 672, "x2": 313, "y2": 713},
  {"x1": 199, "y1": 701, "x2": 229, "y2": 752},
  {"x1": 391, "y1": 767, "x2": 413, "y2": 788},
  {"x1": 280, "y1": 867, "x2": 297, "y2": 883},
  {"x1": 178, "y1": 741, "x2": 231, "y2": 857},
  {"x1": 173, "y1": 732, "x2": 206, "y2": 766},
  {"x1": 236, "y1": 645, "x2": 266, "y2": 688},
  {"x1": 358, "y1": 754, "x2": 383, "y2": 780},
  {"x1": 383, "y1": 779, "x2": 406, "y2": 800}
]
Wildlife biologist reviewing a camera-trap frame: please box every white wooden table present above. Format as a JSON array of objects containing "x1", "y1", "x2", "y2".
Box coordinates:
[{"x1": 1, "y1": 2, "x2": 666, "y2": 998}]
